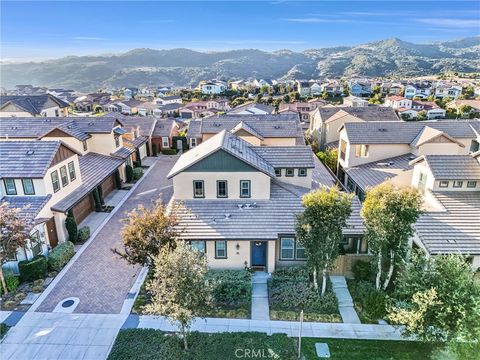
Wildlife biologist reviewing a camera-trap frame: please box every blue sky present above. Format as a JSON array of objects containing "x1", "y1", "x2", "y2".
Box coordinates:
[{"x1": 1, "y1": 1, "x2": 479, "y2": 61}]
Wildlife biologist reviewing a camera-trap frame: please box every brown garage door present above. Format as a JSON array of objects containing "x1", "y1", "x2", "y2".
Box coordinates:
[
  {"x1": 72, "y1": 194, "x2": 94, "y2": 224},
  {"x1": 101, "y1": 175, "x2": 116, "y2": 197}
]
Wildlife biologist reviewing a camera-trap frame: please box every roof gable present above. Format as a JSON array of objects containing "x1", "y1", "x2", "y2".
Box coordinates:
[{"x1": 185, "y1": 149, "x2": 259, "y2": 173}]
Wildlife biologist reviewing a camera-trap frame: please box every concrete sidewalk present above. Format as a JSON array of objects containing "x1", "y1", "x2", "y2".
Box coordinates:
[
  {"x1": 330, "y1": 275, "x2": 361, "y2": 324},
  {"x1": 251, "y1": 272, "x2": 270, "y2": 320},
  {"x1": 135, "y1": 315, "x2": 406, "y2": 340}
]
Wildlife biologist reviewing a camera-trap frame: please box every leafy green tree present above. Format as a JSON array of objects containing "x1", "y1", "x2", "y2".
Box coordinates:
[
  {"x1": 65, "y1": 214, "x2": 78, "y2": 242},
  {"x1": 462, "y1": 86, "x2": 475, "y2": 99},
  {"x1": 389, "y1": 253, "x2": 480, "y2": 352},
  {"x1": 368, "y1": 93, "x2": 383, "y2": 104},
  {"x1": 146, "y1": 240, "x2": 212, "y2": 350},
  {"x1": 316, "y1": 149, "x2": 338, "y2": 173},
  {"x1": 372, "y1": 85, "x2": 381, "y2": 95},
  {"x1": 296, "y1": 187, "x2": 353, "y2": 295},
  {"x1": 283, "y1": 94, "x2": 291, "y2": 103},
  {"x1": 117, "y1": 202, "x2": 180, "y2": 265},
  {"x1": 416, "y1": 110, "x2": 427, "y2": 120},
  {"x1": 361, "y1": 184, "x2": 422, "y2": 290},
  {"x1": 0, "y1": 203, "x2": 31, "y2": 294},
  {"x1": 459, "y1": 104, "x2": 473, "y2": 117}
]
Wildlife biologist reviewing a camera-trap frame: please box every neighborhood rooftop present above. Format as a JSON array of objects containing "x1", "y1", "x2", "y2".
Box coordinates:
[
  {"x1": 318, "y1": 106, "x2": 400, "y2": 123},
  {"x1": 0, "y1": 94, "x2": 69, "y2": 115},
  {"x1": 412, "y1": 154, "x2": 480, "y2": 180}
]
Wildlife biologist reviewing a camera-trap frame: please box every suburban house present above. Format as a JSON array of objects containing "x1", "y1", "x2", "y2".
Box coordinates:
[
  {"x1": 0, "y1": 140, "x2": 124, "y2": 273},
  {"x1": 447, "y1": 99, "x2": 480, "y2": 116},
  {"x1": 309, "y1": 106, "x2": 400, "y2": 149},
  {"x1": 278, "y1": 99, "x2": 328, "y2": 126},
  {"x1": 385, "y1": 96, "x2": 446, "y2": 119},
  {"x1": 106, "y1": 99, "x2": 143, "y2": 115},
  {"x1": 380, "y1": 82, "x2": 403, "y2": 96},
  {"x1": 156, "y1": 95, "x2": 182, "y2": 105},
  {"x1": 167, "y1": 130, "x2": 365, "y2": 272},
  {"x1": 336, "y1": 120, "x2": 480, "y2": 201},
  {"x1": 348, "y1": 80, "x2": 372, "y2": 97},
  {"x1": 151, "y1": 118, "x2": 180, "y2": 152},
  {"x1": 342, "y1": 96, "x2": 369, "y2": 107},
  {"x1": 111, "y1": 115, "x2": 157, "y2": 156},
  {"x1": 0, "y1": 94, "x2": 70, "y2": 117},
  {"x1": 434, "y1": 82, "x2": 462, "y2": 99},
  {"x1": 186, "y1": 114, "x2": 305, "y2": 149},
  {"x1": 153, "y1": 103, "x2": 183, "y2": 117},
  {"x1": 227, "y1": 102, "x2": 275, "y2": 115},
  {"x1": 320, "y1": 81, "x2": 344, "y2": 96},
  {"x1": 384, "y1": 95, "x2": 412, "y2": 110},
  {"x1": 296, "y1": 80, "x2": 322, "y2": 97},
  {"x1": 404, "y1": 83, "x2": 432, "y2": 99},
  {"x1": 73, "y1": 93, "x2": 111, "y2": 112},
  {"x1": 199, "y1": 80, "x2": 227, "y2": 94}
]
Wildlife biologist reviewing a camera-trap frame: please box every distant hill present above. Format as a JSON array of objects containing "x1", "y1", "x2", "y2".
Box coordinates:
[{"x1": 1, "y1": 37, "x2": 479, "y2": 92}]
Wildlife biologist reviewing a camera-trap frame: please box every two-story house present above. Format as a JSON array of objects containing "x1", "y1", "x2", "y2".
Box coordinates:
[
  {"x1": 404, "y1": 83, "x2": 432, "y2": 99},
  {"x1": 0, "y1": 94, "x2": 69, "y2": 117},
  {"x1": 167, "y1": 130, "x2": 365, "y2": 272},
  {"x1": 384, "y1": 95, "x2": 412, "y2": 110},
  {"x1": 434, "y1": 82, "x2": 462, "y2": 99},
  {"x1": 199, "y1": 81, "x2": 227, "y2": 95},
  {"x1": 227, "y1": 102, "x2": 275, "y2": 115},
  {"x1": 296, "y1": 80, "x2": 322, "y2": 97},
  {"x1": 348, "y1": 80, "x2": 372, "y2": 97}
]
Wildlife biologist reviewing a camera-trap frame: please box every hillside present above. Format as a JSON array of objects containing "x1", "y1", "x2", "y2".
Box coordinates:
[{"x1": 1, "y1": 37, "x2": 479, "y2": 92}]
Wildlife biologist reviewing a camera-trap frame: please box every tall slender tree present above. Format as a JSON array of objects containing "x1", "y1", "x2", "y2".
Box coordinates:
[{"x1": 296, "y1": 187, "x2": 353, "y2": 296}]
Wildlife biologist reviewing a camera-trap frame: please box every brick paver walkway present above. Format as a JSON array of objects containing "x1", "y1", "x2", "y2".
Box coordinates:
[{"x1": 35, "y1": 156, "x2": 178, "y2": 314}]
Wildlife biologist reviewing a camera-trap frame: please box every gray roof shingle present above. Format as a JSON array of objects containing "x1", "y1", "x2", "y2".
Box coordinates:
[
  {"x1": 419, "y1": 155, "x2": 480, "y2": 180},
  {"x1": 318, "y1": 106, "x2": 400, "y2": 123},
  {"x1": 0, "y1": 94, "x2": 69, "y2": 115},
  {"x1": 153, "y1": 119, "x2": 177, "y2": 137},
  {"x1": 1, "y1": 195, "x2": 51, "y2": 224},
  {"x1": 51, "y1": 153, "x2": 124, "y2": 212},
  {"x1": 251, "y1": 146, "x2": 314, "y2": 168},
  {"x1": 111, "y1": 146, "x2": 135, "y2": 159},
  {"x1": 0, "y1": 141, "x2": 77, "y2": 178}
]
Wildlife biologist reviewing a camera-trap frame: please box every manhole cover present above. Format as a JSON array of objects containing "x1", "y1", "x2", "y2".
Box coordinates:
[{"x1": 62, "y1": 299, "x2": 75, "y2": 308}]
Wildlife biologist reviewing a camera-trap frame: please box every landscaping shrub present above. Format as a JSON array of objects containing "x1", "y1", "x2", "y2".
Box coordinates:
[
  {"x1": 270, "y1": 310, "x2": 341, "y2": 322},
  {"x1": 348, "y1": 280, "x2": 388, "y2": 322},
  {"x1": 65, "y1": 215, "x2": 78, "y2": 242},
  {"x1": 92, "y1": 188, "x2": 102, "y2": 212},
  {"x1": 115, "y1": 170, "x2": 122, "y2": 189},
  {"x1": 0, "y1": 269, "x2": 20, "y2": 295},
  {"x1": 132, "y1": 167, "x2": 144, "y2": 181},
  {"x1": 126, "y1": 165, "x2": 133, "y2": 182},
  {"x1": 48, "y1": 241, "x2": 75, "y2": 272},
  {"x1": 152, "y1": 143, "x2": 158, "y2": 156},
  {"x1": 19, "y1": 255, "x2": 47, "y2": 282},
  {"x1": 0, "y1": 323, "x2": 10, "y2": 339},
  {"x1": 77, "y1": 226, "x2": 91, "y2": 242},
  {"x1": 161, "y1": 148, "x2": 177, "y2": 155},
  {"x1": 352, "y1": 260, "x2": 373, "y2": 281},
  {"x1": 97, "y1": 185, "x2": 105, "y2": 206},
  {"x1": 205, "y1": 270, "x2": 251, "y2": 308}
]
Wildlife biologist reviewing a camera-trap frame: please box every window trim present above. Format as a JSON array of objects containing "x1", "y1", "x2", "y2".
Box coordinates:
[
  {"x1": 467, "y1": 180, "x2": 477, "y2": 188},
  {"x1": 216, "y1": 180, "x2": 228, "y2": 198},
  {"x1": 193, "y1": 180, "x2": 205, "y2": 198},
  {"x1": 51, "y1": 170, "x2": 60, "y2": 193},
  {"x1": 190, "y1": 138, "x2": 197, "y2": 147},
  {"x1": 439, "y1": 180, "x2": 449, "y2": 188},
  {"x1": 162, "y1": 137, "x2": 170, "y2": 148},
  {"x1": 453, "y1": 180, "x2": 463, "y2": 188},
  {"x1": 68, "y1": 161, "x2": 76, "y2": 181},
  {"x1": 60, "y1": 165, "x2": 69, "y2": 187},
  {"x1": 298, "y1": 168, "x2": 307, "y2": 177},
  {"x1": 114, "y1": 135, "x2": 120, "y2": 148},
  {"x1": 190, "y1": 240, "x2": 206, "y2": 253},
  {"x1": 285, "y1": 168, "x2": 294, "y2": 177},
  {"x1": 215, "y1": 240, "x2": 227, "y2": 259},
  {"x1": 82, "y1": 140, "x2": 88, "y2": 151},
  {"x1": 295, "y1": 242, "x2": 307, "y2": 260},
  {"x1": 279, "y1": 237, "x2": 295, "y2": 260},
  {"x1": 4, "y1": 178, "x2": 17, "y2": 195},
  {"x1": 22, "y1": 179, "x2": 35, "y2": 195},
  {"x1": 275, "y1": 168, "x2": 282, "y2": 177},
  {"x1": 240, "y1": 180, "x2": 251, "y2": 198}
]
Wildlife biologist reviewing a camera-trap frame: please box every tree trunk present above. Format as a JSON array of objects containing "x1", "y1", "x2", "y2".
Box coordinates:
[
  {"x1": 375, "y1": 252, "x2": 382, "y2": 290},
  {"x1": 382, "y1": 250, "x2": 395, "y2": 290},
  {"x1": 181, "y1": 326, "x2": 188, "y2": 350},
  {"x1": 313, "y1": 267, "x2": 318, "y2": 291},
  {"x1": 321, "y1": 267, "x2": 327, "y2": 296},
  {"x1": 0, "y1": 267, "x2": 8, "y2": 295}
]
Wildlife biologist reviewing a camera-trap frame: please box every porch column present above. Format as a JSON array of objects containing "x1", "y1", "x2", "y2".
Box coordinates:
[{"x1": 267, "y1": 240, "x2": 276, "y2": 274}]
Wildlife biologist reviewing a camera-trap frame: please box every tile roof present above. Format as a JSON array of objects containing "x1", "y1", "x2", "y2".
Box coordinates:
[
  {"x1": 416, "y1": 155, "x2": 480, "y2": 180},
  {"x1": 187, "y1": 120, "x2": 202, "y2": 138},
  {"x1": 318, "y1": 106, "x2": 400, "y2": 123},
  {"x1": 168, "y1": 130, "x2": 275, "y2": 178},
  {"x1": 51, "y1": 153, "x2": 124, "y2": 212},
  {"x1": 345, "y1": 153, "x2": 416, "y2": 192},
  {"x1": 415, "y1": 191, "x2": 480, "y2": 255},
  {"x1": 0, "y1": 141, "x2": 78, "y2": 178},
  {"x1": 1, "y1": 195, "x2": 51, "y2": 224},
  {"x1": 153, "y1": 119, "x2": 177, "y2": 137},
  {"x1": 311, "y1": 156, "x2": 338, "y2": 189},
  {"x1": 125, "y1": 136, "x2": 148, "y2": 148},
  {"x1": 0, "y1": 94, "x2": 69, "y2": 115},
  {"x1": 111, "y1": 146, "x2": 135, "y2": 159},
  {"x1": 342, "y1": 120, "x2": 477, "y2": 145},
  {"x1": 251, "y1": 146, "x2": 314, "y2": 168},
  {"x1": 227, "y1": 103, "x2": 275, "y2": 115},
  {"x1": 107, "y1": 114, "x2": 156, "y2": 137},
  {"x1": 231, "y1": 121, "x2": 264, "y2": 140}
]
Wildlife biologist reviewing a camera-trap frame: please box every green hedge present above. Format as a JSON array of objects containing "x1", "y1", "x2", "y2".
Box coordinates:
[
  {"x1": 204, "y1": 270, "x2": 251, "y2": 313},
  {"x1": 132, "y1": 167, "x2": 144, "y2": 180},
  {"x1": 78, "y1": 226, "x2": 90, "y2": 242},
  {"x1": 161, "y1": 148, "x2": 177, "y2": 155},
  {"x1": 65, "y1": 215, "x2": 78, "y2": 242},
  {"x1": 48, "y1": 242, "x2": 75, "y2": 272},
  {"x1": 0, "y1": 269, "x2": 20, "y2": 295},
  {"x1": 19, "y1": 255, "x2": 47, "y2": 282},
  {"x1": 270, "y1": 310, "x2": 342, "y2": 322},
  {"x1": 348, "y1": 280, "x2": 388, "y2": 323},
  {"x1": 126, "y1": 165, "x2": 133, "y2": 183}
]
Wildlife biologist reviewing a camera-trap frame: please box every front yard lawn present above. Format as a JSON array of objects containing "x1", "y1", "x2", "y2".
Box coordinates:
[
  {"x1": 301, "y1": 338, "x2": 439, "y2": 360},
  {"x1": 108, "y1": 329, "x2": 297, "y2": 360},
  {"x1": 133, "y1": 269, "x2": 251, "y2": 319},
  {"x1": 268, "y1": 267, "x2": 341, "y2": 322}
]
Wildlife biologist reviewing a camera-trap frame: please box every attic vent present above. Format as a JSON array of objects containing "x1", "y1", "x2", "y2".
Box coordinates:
[
  {"x1": 224, "y1": 213, "x2": 231, "y2": 219},
  {"x1": 378, "y1": 128, "x2": 387, "y2": 132},
  {"x1": 88, "y1": 122, "x2": 94, "y2": 126},
  {"x1": 11, "y1": 126, "x2": 17, "y2": 130},
  {"x1": 274, "y1": 125, "x2": 281, "y2": 129},
  {"x1": 447, "y1": 239, "x2": 457, "y2": 244},
  {"x1": 376, "y1": 162, "x2": 393, "y2": 166},
  {"x1": 26, "y1": 150, "x2": 35, "y2": 156},
  {"x1": 45, "y1": 119, "x2": 51, "y2": 122},
  {"x1": 214, "y1": 123, "x2": 222, "y2": 127}
]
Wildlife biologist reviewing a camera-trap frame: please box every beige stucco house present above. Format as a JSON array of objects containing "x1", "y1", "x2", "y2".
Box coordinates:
[{"x1": 0, "y1": 94, "x2": 69, "y2": 117}]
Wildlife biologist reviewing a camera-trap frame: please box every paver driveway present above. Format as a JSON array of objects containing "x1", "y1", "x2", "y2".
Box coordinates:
[{"x1": 36, "y1": 155, "x2": 178, "y2": 314}]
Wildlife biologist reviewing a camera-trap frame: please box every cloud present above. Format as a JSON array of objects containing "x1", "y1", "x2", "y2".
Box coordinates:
[
  {"x1": 415, "y1": 18, "x2": 480, "y2": 28},
  {"x1": 72, "y1": 36, "x2": 108, "y2": 41}
]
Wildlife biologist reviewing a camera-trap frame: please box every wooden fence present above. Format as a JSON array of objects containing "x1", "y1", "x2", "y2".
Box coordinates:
[{"x1": 330, "y1": 254, "x2": 372, "y2": 277}]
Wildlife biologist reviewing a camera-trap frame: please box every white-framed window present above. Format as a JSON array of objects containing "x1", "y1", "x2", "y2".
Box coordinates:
[
  {"x1": 467, "y1": 181, "x2": 477, "y2": 188},
  {"x1": 240, "y1": 180, "x2": 251, "y2": 198},
  {"x1": 82, "y1": 140, "x2": 88, "y2": 151},
  {"x1": 68, "y1": 161, "x2": 76, "y2": 181},
  {"x1": 453, "y1": 181, "x2": 463, "y2": 188},
  {"x1": 355, "y1": 144, "x2": 369, "y2": 158},
  {"x1": 60, "y1": 165, "x2": 69, "y2": 187},
  {"x1": 193, "y1": 180, "x2": 204, "y2": 198},
  {"x1": 22, "y1": 179, "x2": 35, "y2": 195},
  {"x1": 280, "y1": 238, "x2": 295, "y2": 260},
  {"x1": 285, "y1": 168, "x2": 294, "y2": 177},
  {"x1": 162, "y1": 137, "x2": 169, "y2": 148},
  {"x1": 296, "y1": 242, "x2": 306, "y2": 259},
  {"x1": 51, "y1": 170, "x2": 60, "y2": 193},
  {"x1": 190, "y1": 138, "x2": 197, "y2": 147},
  {"x1": 114, "y1": 136, "x2": 120, "y2": 148},
  {"x1": 275, "y1": 169, "x2": 281, "y2": 177},
  {"x1": 439, "y1": 180, "x2": 449, "y2": 188},
  {"x1": 4, "y1": 178, "x2": 17, "y2": 195},
  {"x1": 298, "y1": 168, "x2": 307, "y2": 177},
  {"x1": 217, "y1": 180, "x2": 228, "y2": 198},
  {"x1": 190, "y1": 241, "x2": 206, "y2": 253},
  {"x1": 215, "y1": 241, "x2": 227, "y2": 258}
]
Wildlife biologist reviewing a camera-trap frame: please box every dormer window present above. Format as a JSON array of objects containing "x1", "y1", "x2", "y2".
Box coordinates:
[
  {"x1": 4, "y1": 179, "x2": 17, "y2": 195},
  {"x1": 22, "y1": 179, "x2": 35, "y2": 195},
  {"x1": 216, "y1": 180, "x2": 228, "y2": 198},
  {"x1": 193, "y1": 180, "x2": 204, "y2": 198}
]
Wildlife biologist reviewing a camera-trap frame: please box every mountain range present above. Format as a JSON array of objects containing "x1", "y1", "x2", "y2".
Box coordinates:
[{"x1": 1, "y1": 37, "x2": 479, "y2": 92}]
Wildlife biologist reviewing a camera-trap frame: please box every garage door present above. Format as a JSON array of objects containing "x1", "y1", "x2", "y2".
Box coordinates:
[
  {"x1": 72, "y1": 194, "x2": 94, "y2": 224},
  {"x1": 101, "y1": 175, "x2": 116, "y2": 197}
]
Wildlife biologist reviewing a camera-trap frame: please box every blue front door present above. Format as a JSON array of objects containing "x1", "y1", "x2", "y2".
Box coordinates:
[{"x1": 252, "y1": 241, "x2": 266, "y2": 267}]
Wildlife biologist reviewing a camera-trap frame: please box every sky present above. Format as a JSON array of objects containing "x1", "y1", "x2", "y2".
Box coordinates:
[{"x1": 1, "y1": 0, "x2": 479, "y2": 62}]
